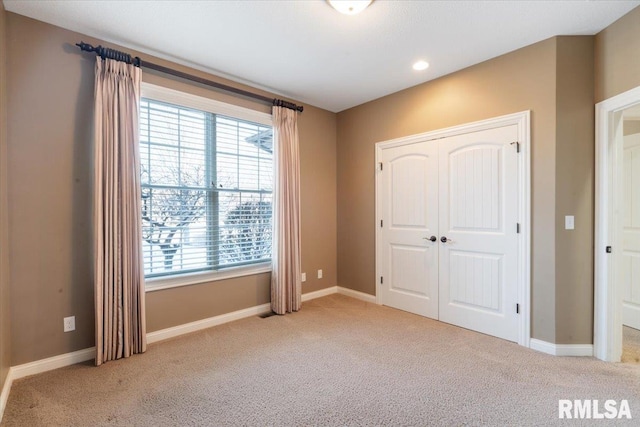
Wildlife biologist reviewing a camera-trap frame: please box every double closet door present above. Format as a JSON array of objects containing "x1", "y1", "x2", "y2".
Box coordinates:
[{"x1": 377, "y1": 125, "x2": 519, "y2": 342}]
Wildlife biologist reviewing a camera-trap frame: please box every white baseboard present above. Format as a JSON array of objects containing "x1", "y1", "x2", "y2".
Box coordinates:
[
  {"x1": 0, "y1": 369, "x2": 14, "y2": 423},
  {"x1": 530, "y1": 338, "x2": 593, "y2": 357},
  {"x1": 302, "y1": 286, "x2": 338, "y2": 302},
  {"x1": 0, "y1": 286, "x2": 370, "y2": 421},
  {"x1": 147, "y1": 302, "x2": 272, "y2": 344},
  {"x1": 6, "y1": 290, "x2": 343, "y2": 385},
  {"x1": 11, "y1": 347, "x2": 96, "y2": 381},
  {"x1": 301, "y1": 285, "x2": 376, "y2": 304},
  {"x1": 337, "y1": 286, "x2": 376, "y2": 304},
  {"x1": 150, "y1": 286, "x2": 363, "y2": 345}
]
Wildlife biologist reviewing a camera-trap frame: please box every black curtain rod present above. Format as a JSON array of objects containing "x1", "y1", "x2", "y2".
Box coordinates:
[{"x1": 76, "y1": 42, "x2": 303, "y2": 113}]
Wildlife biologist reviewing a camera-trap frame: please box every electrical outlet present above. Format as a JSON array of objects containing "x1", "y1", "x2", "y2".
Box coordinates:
[
  {"x1": 317, "y1": 269, "x2": 323, "y2": 279},
  {"x1": 64, "y1": 316, "x2": 75, "y2": 332},
  {"x1": 301, "y1": 272, "x2": 306, "y2": 282}
]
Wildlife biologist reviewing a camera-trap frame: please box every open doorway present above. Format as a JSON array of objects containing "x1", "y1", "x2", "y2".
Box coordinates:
[
  {"x1": 621, "y1": 111, "x2": 640, "y2": 364},
  {"x1": 594, "y1": 85, "x2": 640, "y2": 362}
]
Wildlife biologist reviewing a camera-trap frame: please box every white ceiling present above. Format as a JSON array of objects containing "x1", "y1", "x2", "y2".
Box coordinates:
[{"x1": 4, "y1": 0, "x2": 640, "y2": 112}]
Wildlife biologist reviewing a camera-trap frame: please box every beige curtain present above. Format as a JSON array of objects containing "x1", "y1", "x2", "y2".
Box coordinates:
[
  {"x1": 93, "y1": 58, "x2": 146, "y2": 366},
  {"x1": 271, "y1": 106, "x2": 302, "y2": 314}
]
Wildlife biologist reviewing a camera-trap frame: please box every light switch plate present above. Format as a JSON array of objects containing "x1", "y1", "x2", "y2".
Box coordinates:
[{"x1": 565, "y1": 215, "x2": 575, "y2": 230}]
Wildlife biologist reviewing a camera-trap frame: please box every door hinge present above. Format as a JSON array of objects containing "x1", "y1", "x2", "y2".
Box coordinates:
[
  {"x1": 516, "y1": 303, "x2": 520, "y2": 314},
  {"x1": 380, "y1": 219, "x2": 383, "y2": 227},
  {"x1": 606, "y1": 246, "x2": 612, "y2": 253},
  {"x1": 379, "y1": 162, "x2": 383, "y2": 171},
  {"x1": 380, "y1": 276, "x2": 384, "y2": 285},
  {"x1": 510, "y1": 141, "x2": 520, "y2": 153},
  {"x1": 516, "y1": 223, "x2": 520, "y2": 234}
]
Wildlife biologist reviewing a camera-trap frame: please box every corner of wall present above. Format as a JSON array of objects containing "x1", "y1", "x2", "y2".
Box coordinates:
[
  {"x1": 554, "y1": 35, "x2": 595, "y2": 345},
  {"x1": 0, "y1": 1, "x2": 12, "y2": 392},
  {"x1": 594, "y1": 5, "x2": 640, "y2": 102}
]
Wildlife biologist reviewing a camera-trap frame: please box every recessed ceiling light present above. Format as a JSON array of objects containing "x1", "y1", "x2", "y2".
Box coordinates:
[
  {"x1": 412, "y1": 60, "x2": 430, "y2": 71},
  {"x1": 327, "y1": 0, "x2": 373, "y2": 16}
]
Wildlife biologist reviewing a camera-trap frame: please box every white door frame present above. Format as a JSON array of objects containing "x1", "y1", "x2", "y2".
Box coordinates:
[
  {"x1": 374, "y1": 111, "x2": 531, "y2": 347},
  {"x1": 594, "y1": 85, "x2": 640, "y2": 362}
]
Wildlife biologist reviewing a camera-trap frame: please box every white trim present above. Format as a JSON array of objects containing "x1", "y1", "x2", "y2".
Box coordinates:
[
  {"x1": 0, "y1": 286, "x2": 361, "y2": 422},
  {"x1": 337, "y1": 286, "x2": 377, "y2": 304},
  {"x1": 302, "y1": 286, "x2": 338, "y2": 302},
  {"x1": 374, "y1": 111, "x2": 531, "y2": 347},
  {"x1": 555, "y1": 345, "x2": 593, "y2": 357},
  {"x1": 529, "y1": 338, "x2": 557, "y2": 355},
  {"x1": 11, "y1": 347, "x2": 96, "y2": 380},
  {"x1": 145, "y1": 264, "x2": 271, "y2": 292},
  {"x1": 141, "y1": 82, "x2": 272, "y2": 126},
  {"x1": 147, "y1": 303, "x2": 272, "y2": 344},
  {"x1": 594, "y1": 84, "x2": 640, "y2": 362},
  {"x1": 530, "y1": 339, "x2": 594, "y2": 357},
  {"x1": 139, "y1": 82, "x2": 273, "y2": 293},
  {"x1": 149, "y1": 286, "x2": 348, "y2": 342},
  {"x1": 0, "y1": 369, "x2": 14, "y2": 423},
  {"x1": 1, "y1": 287, "x2": 342, "y2": 388}
]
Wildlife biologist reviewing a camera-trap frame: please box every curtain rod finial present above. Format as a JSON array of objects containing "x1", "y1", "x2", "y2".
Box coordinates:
[{"x1": 76, "y1": 41, "x2": 94, "y2": 53}]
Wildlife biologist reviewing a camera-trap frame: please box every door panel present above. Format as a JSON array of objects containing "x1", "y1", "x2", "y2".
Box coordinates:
[
  {"x1": 449, "y1": 251, "x2": 502, "y2": 313},
  {"x1": 438, "y1": 125, "x2": 519, "y2": 342},
  {"x1": 379, "y1": 142, "x2": 439, "y2": 318},
  {"x1": 622, "y1": 134, "x2": 640, "y2": 330},
  {"x1": 449, "y1": 145, "x2": 502, "y2": 231}
]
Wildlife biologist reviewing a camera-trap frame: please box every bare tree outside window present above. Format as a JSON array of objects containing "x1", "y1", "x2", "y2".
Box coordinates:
[
  {"x1": 140, "y1": 98, "x2": 273, "y2": 277},
  {"x1": 141, "y1": 173, "x2": 207, "y2": 269}
]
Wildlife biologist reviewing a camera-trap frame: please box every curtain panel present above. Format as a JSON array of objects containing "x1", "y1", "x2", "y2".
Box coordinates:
[
  {"x1": 271, "y1": 106, "x2": 302, "y2": 314},
  {"x1": 93, "y1": 58, "x2": 146, "y2": 365}
]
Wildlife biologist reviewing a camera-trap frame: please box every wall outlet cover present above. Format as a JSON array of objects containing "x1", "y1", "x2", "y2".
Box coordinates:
[
  {"x1": 301, "y1": 272, "x2": 306, "y2": 282},
  {"x1": 317, "y1": 269, "x2": 323, "y2": 279},
  {"x1": 64, "y1": 316, "x2": 76, "y2": 332}
]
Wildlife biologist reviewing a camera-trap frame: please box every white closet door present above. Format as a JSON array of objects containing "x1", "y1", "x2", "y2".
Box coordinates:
[
  {"x1": 622, "y1": 133, "x2": 640, "y2": 330},
  {"x1": 437, "y1": 125, "x2": 519, "y2": 342},
  {"x1": 378, "y1": 141, "x2": 439, "y2": 319}
]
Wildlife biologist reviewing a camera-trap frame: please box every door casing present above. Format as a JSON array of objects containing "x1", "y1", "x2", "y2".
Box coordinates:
[
  {"x1": 595, "y1": 84, "x2": 640, "y2": 362},
  {"x1": 375, "y1": 111, "x2": 531, "y2": 347}
]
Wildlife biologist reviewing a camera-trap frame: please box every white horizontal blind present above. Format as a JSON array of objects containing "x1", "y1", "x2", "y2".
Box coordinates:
[{"x1": 140, "y1": 98, "x2": 273, "y2": 278}]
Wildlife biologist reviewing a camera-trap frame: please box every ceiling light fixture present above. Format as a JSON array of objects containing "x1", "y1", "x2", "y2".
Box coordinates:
[
  {"x1": 327, "y1": 0, "x2": 373, "y2": 16},
  {"x1": 412, "y1": 60, "x2": 430, "y2": 71}
]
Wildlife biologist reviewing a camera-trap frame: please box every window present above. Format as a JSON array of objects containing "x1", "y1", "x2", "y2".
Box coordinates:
[{"x1": 139, "y1": 86, "x2": 273, "y2": 287}]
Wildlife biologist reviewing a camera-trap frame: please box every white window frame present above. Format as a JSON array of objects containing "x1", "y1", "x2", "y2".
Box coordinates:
[{"x1": 141, "y1": 83, "x2": 273, "y2": 292}]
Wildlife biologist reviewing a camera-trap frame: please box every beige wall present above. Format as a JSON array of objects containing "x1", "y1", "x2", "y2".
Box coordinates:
[
  {"x1": 337, "y1": 38, "x2": 560, "y2": 343},
  {"x1": 6, "y1": 13, "x2": 337, "y2": 365},
  {"x1": 624, "y1": 120, "x2": 640, "y2": 136},
  {"x1": 0, "y1": 1, "x2": 11, "y2": 390},
  {"x1": 554, "y1": 37, "x2": 595, "y2": 344},
  {"x1": 336, "y1": 35, "x2": 602, "y2": 345},
  {"x1": 5, "y1": 4, "x2": 638, "y2": 366},
  {"x1": 595, "y1": 6, "x2": 640, "y2": 102}
]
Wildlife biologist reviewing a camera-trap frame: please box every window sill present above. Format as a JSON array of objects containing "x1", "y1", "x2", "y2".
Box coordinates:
[{"x1": 145, "y1": 262, "x2": 272, "y2": 292}]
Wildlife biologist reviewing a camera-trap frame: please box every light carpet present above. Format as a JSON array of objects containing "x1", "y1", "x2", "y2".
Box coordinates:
[{"x1": 2, "y1": 294, "x2": 640, "y2": 426}]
